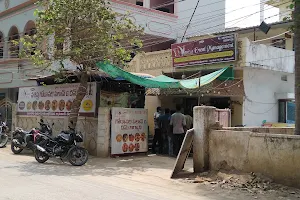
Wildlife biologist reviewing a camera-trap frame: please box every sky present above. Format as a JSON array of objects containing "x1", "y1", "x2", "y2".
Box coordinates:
[{"x1": 225, "y1": 0, "x2": 279, "y2": 28}]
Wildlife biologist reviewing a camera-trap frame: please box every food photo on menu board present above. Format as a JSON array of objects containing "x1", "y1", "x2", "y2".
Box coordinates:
[
  {"x1": 17, "y1": 83, "x2": 96, "y2": 116},
  {"x1": 111, "y1": 107, "x2": 148, "y2": 155}
]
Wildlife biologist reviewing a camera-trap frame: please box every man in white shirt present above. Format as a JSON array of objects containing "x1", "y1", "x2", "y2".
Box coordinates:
[
  {"x1": 185, "y1": 112, "x2": 193, "y2": 130},
  {"x1": 170, "y1": 105, "x2": 186, "y2": 156}
]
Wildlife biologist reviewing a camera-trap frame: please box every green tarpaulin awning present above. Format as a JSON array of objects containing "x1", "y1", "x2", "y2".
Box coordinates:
[{"x1": 96, "y1": 62, "x2": 228, "y2": 89}]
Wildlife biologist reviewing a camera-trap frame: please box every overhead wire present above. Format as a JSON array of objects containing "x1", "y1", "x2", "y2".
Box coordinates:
[
  {"x1": 181, "y1": 0, "x2": 201, "y2": 42},
  {"x1": 133, "y1": 0, "x2": 272, "y2": 34},
  {"x1": 0, "y1": 1, "x2": 294, "y2": 69},
  {"x1": 1, "y1": 19, "x2": 293, "y2": 63},
  {"x1": 0, "y1": 0, "x2": 283, "y2": 43},
  {"x1": 185, "y1": 0, "x2": 291, "y2": 38},
  {"x1": 0, "y1": 1, "x2": 294, "y2": 110},
  {"x1": 0, "y1": 0, "x2": 290, "y2": 57}
]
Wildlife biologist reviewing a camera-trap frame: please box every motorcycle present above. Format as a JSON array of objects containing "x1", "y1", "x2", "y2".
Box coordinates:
[
  {"x1": 34, "y1": 122, "x2": 88, "y2": 166},
  {"x1": 0, "y1": 121, "x2": 9, "y2": 148},
  {"x1": 11, "y1": 119, "x2": 53, "y2": 154}
]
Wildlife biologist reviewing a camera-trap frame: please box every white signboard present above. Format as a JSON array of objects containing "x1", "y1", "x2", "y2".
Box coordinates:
[
  {"x1": 17, "y1": 82, "x2": 97, "y2": 117},
  {"x1": 111, "y1": 107, "x2": 148, "y2": 155}
]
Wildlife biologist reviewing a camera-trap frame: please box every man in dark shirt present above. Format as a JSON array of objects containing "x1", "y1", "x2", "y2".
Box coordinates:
[
  {"x1": 152, "y1": 107, "x2": 162, "y2": 154},
  {"x1": 158, "y1": 108, "x2": 172, "y2": 155}
]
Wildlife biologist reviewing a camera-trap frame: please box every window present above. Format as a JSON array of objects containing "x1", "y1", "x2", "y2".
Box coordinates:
[
  {"x1": 281, "y1": 75, "x2": 287, "y2": 81},
  {"x1": 293, "y1": 37, "x2": 295, "y2": 51},
  {"x1": 150, "y1": 0, "x2": 174, "y2": 14},
  {"x1": 287, "y1": 101, "x2": 295, "y2": 124},
  {"x1": 136, "y1": 1, "x2": 143, "y2": 6},
  {"x1": 0, "y1": 32, "x2": 3, "y2": 59},
  {"x1": 278, "y1": 100, "x2": 295, "y2": 124}
]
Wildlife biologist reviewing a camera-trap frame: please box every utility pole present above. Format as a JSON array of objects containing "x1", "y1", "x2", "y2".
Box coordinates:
[
  {"x1": 295, "y1": 0, "x2": 300, "y2": 134},
  {"x1": 198, "y1": 71, "x2": 201, "y2": 105}
]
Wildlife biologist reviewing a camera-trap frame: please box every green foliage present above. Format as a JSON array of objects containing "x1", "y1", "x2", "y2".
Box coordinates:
[{"x1": 19, "y1": 0, "x2": 144, "y2": 70}]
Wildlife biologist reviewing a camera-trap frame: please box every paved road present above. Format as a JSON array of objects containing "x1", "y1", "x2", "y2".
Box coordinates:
[
  {"x1": 0, "y1": 147, "x2": 290, "y2": 200},
  {"x1": 0, "y1": 148, "x2": 213, "y2": 200}
]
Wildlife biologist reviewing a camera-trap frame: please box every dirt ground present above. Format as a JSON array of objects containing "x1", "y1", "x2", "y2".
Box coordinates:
[
  {"x1": 179, "y1": 169, "x2": 300, "y2": 200},
  {"x1": 1, "y1": 145, "x2": 300, "y2": 199}
]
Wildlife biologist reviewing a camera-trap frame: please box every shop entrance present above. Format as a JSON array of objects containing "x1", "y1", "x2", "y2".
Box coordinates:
[{"x1": 183, "y1": 97, "x2": 231, "y2": 116}]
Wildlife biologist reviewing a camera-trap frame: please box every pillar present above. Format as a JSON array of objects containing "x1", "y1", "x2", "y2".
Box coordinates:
[
  {"x1": 11, "y1": 103, "x2": 16, "y2": 133},
  {"x1": 193, "y1": 106, "x2": 216, "y2": 172},
  {"x1": 3, "y1": 37, "x2": 8, "y2": 59},
  {"x1": 144, "y1": 0, "x2": 150, "y2": 8},
  {"x1": 96, "y1": 107, "x2": 111, "y2": 157}
]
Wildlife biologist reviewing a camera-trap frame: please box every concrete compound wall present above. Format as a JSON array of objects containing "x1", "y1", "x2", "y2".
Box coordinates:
[
  {"x1": 209, "y1": 130, "x2": 300, "y2": 187},
  {"x1": 222, "y1": 127, "x2": 295, "y2": 135},
  {"x1": 14, "y1": 107, "x2": 111, "y2": 157}
]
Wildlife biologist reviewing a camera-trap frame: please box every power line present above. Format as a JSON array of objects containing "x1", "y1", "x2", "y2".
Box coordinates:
[
  {"x1": 0, "y1": 0, "x2": 288, "y2": 48},
  {"x1": 181, "y1": 0, "x2": 201, "y2": 42},
  {"x1": 1, "y1": 20, "x2": 293, "y2": 62},
  {"x1": 134, "y1": 0, "x2": 268, "y2": 30},
  {"x1": 2, "y1": 26, "x2": 293, "y2": 63},
  {"x1": 0, "y1": 50, "x2": 294, "y2": 83},
  {"x1": 185, "y1": 0, "x2": 290, "y2": 38},
  {"x1": 0, "y1": 0, "x2": 276, "y2": 42},
  {"x1": 0, "y1": 2, "x2": 293, "y2": 63}
]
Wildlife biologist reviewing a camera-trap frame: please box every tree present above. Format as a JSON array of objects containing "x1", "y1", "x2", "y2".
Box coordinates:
[
  {"x1": 295, "y1": 0, "x2": 300, "y2": 135},
  {"x1": 285, "y1": 0, "x2": 300, "y2": 134},
  {"x1": 18, "y1": 0, "x2": 143, "y2": 128}
]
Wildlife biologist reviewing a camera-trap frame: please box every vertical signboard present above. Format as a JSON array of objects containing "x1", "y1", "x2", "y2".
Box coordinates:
[{"x1": 111, "y1": 107, "x2": 148, "y2": 155}]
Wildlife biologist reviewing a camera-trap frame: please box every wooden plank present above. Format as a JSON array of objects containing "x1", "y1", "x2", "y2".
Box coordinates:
[{"x1": 170, "y1": 129, "x2": 194, "y2": 178}]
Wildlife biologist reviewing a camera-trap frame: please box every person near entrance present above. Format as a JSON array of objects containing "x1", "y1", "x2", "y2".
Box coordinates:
[
  {"x1": 152, "y1": 107, "x2": 162, "y2": 154},
  {"x1": 185, "y1": 112, "x2": 193, "y2": 130},
  {"x1": 158, "y1": 108, "x2": 172, "y2": 156},
  {"x1": 170, "y1": 105, "x2": 186, "y2": 156}
]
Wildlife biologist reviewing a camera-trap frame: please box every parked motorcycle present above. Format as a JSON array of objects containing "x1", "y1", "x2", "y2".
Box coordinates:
[
  {"x1": 11, "y1": 119, "x2": 53, "y2": 154},
  {"x1": 0, "y1": 121, "x2": 9, "y2": 148},
  {"x1": 35, "y1": 122, "x2": 88, "y2": 166}
]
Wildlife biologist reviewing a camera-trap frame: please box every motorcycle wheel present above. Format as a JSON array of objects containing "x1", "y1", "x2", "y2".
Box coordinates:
[
  {"x1": 11, "y1": 141, "x2": 23, "y2": 154},
  {"x1": 35, "y1": 150, "x2": 49, "y2": 163},
  {"x1": 0, "y1": 134, "x2": 8, "y2": 148},
  {"x1": 68, "y1": 147, "x2": 89, "y2": 166}
]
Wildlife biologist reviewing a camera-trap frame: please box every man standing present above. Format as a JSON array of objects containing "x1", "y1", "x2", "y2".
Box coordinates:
[
  {"x1": 158, "y1": 108, "x2": 172, "y2": 155},
  {"x1": 185, "y1": 112, "x2": 193, "y2": 130},
  {"x1": 170, "y1": 105, "x2": 186, "y2": 156},
  {"x1": 152, "y1": 107, "x2": 162, "y2": 154}
]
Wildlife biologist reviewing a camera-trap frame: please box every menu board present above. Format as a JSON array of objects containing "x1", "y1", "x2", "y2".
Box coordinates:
[
  {"x1": 111, "y1": 107, "x2": 148, "y2": 155},
  {"x1": 17, "y1": 82, "x2": 96, "y2": 117}
]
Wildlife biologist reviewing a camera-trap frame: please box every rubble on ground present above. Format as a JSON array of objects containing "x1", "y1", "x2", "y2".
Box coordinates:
[{"x1": 184, "y1": 170, "x2": 300, "y2": 197}]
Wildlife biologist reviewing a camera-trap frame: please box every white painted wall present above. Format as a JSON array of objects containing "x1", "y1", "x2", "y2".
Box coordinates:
[
  {"x1": 242, "y1": 38, "x2": 294, "y2": 73},
  {"x1": 110, "y1": 1, "x2": 177, "y2": 39},
  {"x1": 0, "y1": 0, "x2": 30, "y2": 12},
  {"x1": 111, "y1": 0, "x2": 225, "y2": 40},
  {"x1": 176, "y1": 0, "x2": 225, "y2": 41},
  {"x1": 0, "y1": 61, "x2": 51, "y2": 88},
  {"x1": 243, "y1": 67, "x2": 294, "y2": 126},
  {"x1": 0, "y1": 7, "x2": 36, "y2": 38}
]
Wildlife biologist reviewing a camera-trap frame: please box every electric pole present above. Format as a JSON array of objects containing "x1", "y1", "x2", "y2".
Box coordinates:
[{"x1": 295, "y1": 0, "x2": 300, "y2": 134}]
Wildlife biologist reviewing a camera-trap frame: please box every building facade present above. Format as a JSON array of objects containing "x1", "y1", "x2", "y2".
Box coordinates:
[
  {"x1": 264, "y1": 0, "x2": 293, "y2": 21},
  {"x1": 127, "y1": 20, "x2": 295, "y2": 132},
  {"x1": 0, "y1": 0, "x2": 226, "y2": 126}
]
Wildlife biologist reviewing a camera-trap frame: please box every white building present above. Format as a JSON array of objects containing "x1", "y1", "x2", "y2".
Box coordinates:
[
  {"x1": 187, "y1": 19, "x2": 295, "y2": 127},
  {"x1": 0, "y1": 0, "x2": 225, "y2": 126},
  {"x1": 126, "y1": 20, "x2": 295, "y2": 130}
]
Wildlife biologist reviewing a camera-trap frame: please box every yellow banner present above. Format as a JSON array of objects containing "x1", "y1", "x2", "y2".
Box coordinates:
[{"x1": 174, "y1": 51, "x2": 234, "y2": 63}]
